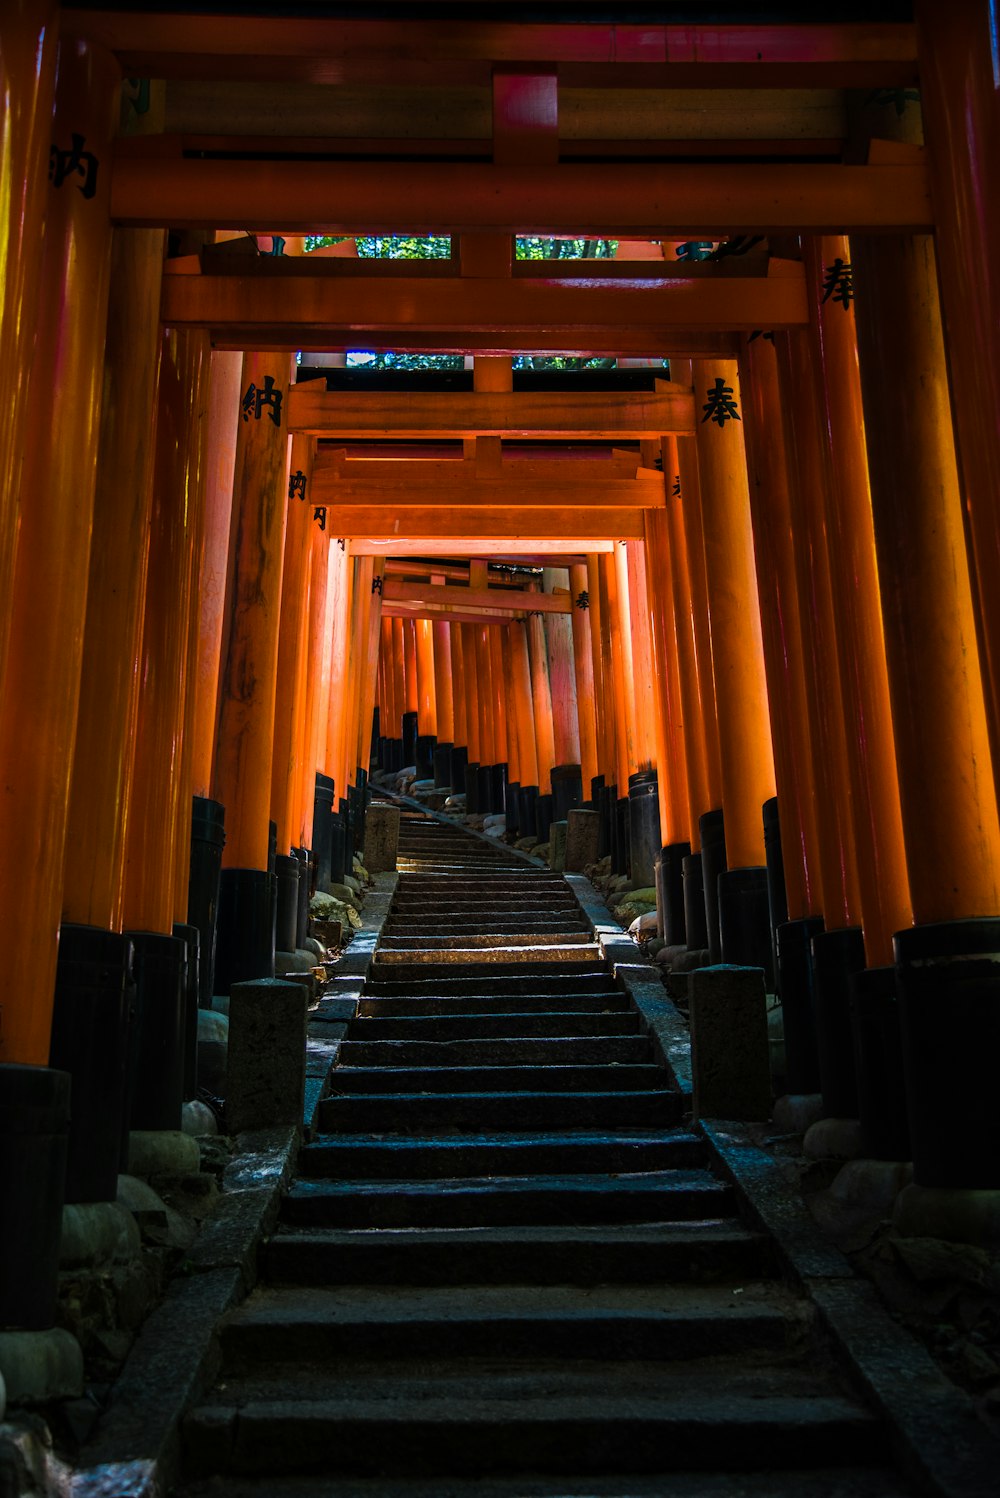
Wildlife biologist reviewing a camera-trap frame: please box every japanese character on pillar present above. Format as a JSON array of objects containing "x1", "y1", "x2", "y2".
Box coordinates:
[
  {"x1": 748, "y1": 330, "x2": 775, "y2": 344},
  {"x1": 821, "y1": 258, "x2": 854, "y2": 310},
  {"x1": 671, "y1": 475, "x2": 682, "y2": 498},
  {"x1": 336, "y1": 537, "x2": 346, "y2": 550},
  {"x1": 372, "y1": 575, "x2": 383, "y2": 595},
  {"x1": 240, "y1": 375, "x2": 283, "y2": 426},
  {"x1": 574, "y1": 591, "x2": 590, "y2": 611},
  {"x1": 49, "y1": 133, "x2": 99, "y2": 199},
  {"x1": 288, "y1": 469, "x2": 307, "y2": 501},
  {"x1": 312, "y1": 506, "x2": 327, "y2": 531},
  {"x1": 701, "y1": 377, "x2": 741, "y2": 427}
]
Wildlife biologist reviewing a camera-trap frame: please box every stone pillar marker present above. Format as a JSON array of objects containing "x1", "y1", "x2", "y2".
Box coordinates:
[
  {"x1": 565, "y1": 808, "x2": 600, "y2": 872},
  {"x1": 227, "y1": 979, "x2": 308, "y2": 1133},
  {"x1": 689, "y1": 966, "x2": 771, "y2": 1122},
  {"x1": 549, "y1": 820, "x2": 568, "y2": 873},
  {"x1": 365, "y1": 803, "x2": 401, "y2": 873}
]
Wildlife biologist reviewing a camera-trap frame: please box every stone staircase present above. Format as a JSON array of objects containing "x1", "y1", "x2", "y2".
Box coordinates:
[{"x1": 180, "y1": 810, "x2": 913, "y2": 1496}]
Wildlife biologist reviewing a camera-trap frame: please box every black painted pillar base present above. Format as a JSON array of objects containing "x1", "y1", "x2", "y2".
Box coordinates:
[
  {"x1": 491, "y1": 761, "x2": 508, "y2": 815},
  {"x1": 172, "y1": 921, "x2": 201, "y2": 1102},
  {"x1": 682, "y1": 852, "x2": 708, "y2": 951},
  {"x1": 551, "y1": 763, "x2": 583, "y2": 822},
  {"x1": 49, "y1": 924, "x2": 133, "y2": 1203},
  {"x1": 330, "y1": 809, "x2": 347, "y2": 885},
  {"x1": 762, "y1": 796, "x2": 789, "y2": 933},
  {"x1": 590, "y1": 773, "x2": 605, "y2": 814},
  {"x1": 519, "y1": 784, "x2": 538, "y2": 837},
  {"x1": 613, "y1": 796, "x2": 630, "y2": 877},
  {"x1": 850, "y1": 964, "x2": 910, "y2": 1162},
  {"x1": 719, "y1": 866, "x2": 773, "y2": 987},
  {"x1": 0, "y1": 1064, "x2": 71, "y2": 1329},
  {"x1": 628, "y1": 770, "x2": 660, "y2": 890},
  {"x1": 775, "y1": 916, "x2": 824, "y2": 1094},
  {"x1": 433, "y1": 741, "x2": 453, "y2": 789},
  {"x1": 450, "y1": 745, "x2": 468, "y2": 793},
  {"x1": 812, "y1": 926, "x2": 866, "y2": 1120},
  {"x1": 388, "y1": 738, "x2": 403, "y2": 773},
  {"x1": 293, "y1": 846, "x2": 311, "y2": 948},
  {"x1": 536, "y1": 792, "x2": 554, "y2": 844},
  {"x1": 415, "y1": 734, "x2": 436, "y2": 780},
  {"x1": 275, "y1": 854, "x2": 300, "y2": 953},
  {"x1": 214, "y1": 869, "x2": 275, "y2": 998},
  {"x1": 598, "y1": 783, "x2": 616, "y2": 860},
  {"x1": 126, "y1": 930, "x2": 187, "y2": 1133},
  {"x1": 895, "y1": 918, "x2": 1000, "y2": 1188},
  {"x1": 313, "y1": 773, "x2": 335, "y2": 892},
  {"x1": 465, "y1": 761, "x2": 481, "y2": 813},
  {"x1": 699, "y1": 808, "x2": 727, "y2": 965},
  {"x1": 506, "y1": 780, "x2": 521, "y2": 834},
  {"x1": 659, "y1": 842, "x2": 691, "y2": 947},
  {"x1": 401, "y1": 710, "x2": 418, "y2": 769},
  {"x1": 188, "y1": 795, "x2": 225, "y2": 1010},
  {"x1": 476, "y1": 763, "x2": 494, "y2": 815}
]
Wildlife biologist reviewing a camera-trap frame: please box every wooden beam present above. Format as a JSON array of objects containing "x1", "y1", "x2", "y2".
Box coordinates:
[
  {"x1": 159, "y1": 267, "x2": 808, "y2": 344},
  {"x1": 329, "y1": 507, "x2": 645, "y2": 539},
  {"x1": 115, "y1": 158, "x2": 932, "y2": 236},
  {"x1": 349, "y1": 537, "x2": 616, "y2": 557},
  {"x1": 383, "y1": 579, "x2": 571, "y2": 613},
  {"x1": 383, "y1": 603, "x2": 519, "y2": 627},
  {"x1": 311, "y1": 455, "x2": 664, "y2": 510},
  {"x1": 64, "y1": 15, "x2": 917, "y2": 89},
  {"x1": 318, "y1": 449, "x2": 646, "y2": 486},
  {"x1": 288, "y1": 386, "x2": 693, "y2": 439}
]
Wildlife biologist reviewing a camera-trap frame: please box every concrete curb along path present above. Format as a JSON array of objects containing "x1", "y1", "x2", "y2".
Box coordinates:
[{"x1": 70, "y1": 871, "x2": 400, "y2": 1497}]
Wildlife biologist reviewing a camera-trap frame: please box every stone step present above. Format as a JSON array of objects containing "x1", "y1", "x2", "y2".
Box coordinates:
[
  {"x1": 219, "y1": 1283, "x2": 806, "y2": 1369},
  {"x1": 297, "y1": 1129, "x2": 702, "y2": 1180},
  {"x1": 318, "y1": 1089, "x2": 682, "y2": 1136},
  {"x1": 376, "y1": 932, "x2": 594, "y2": 951},
  {"x1": 336, "y1": 1035, "x2": 654, "y2": 1068},
  {"x1": 281, "y1": 1169, "x2": 729, "y2": 1229},
  {"x1": 362, "y1": 972, "x2": 620, "y2": 998},
  {"x1": 357, "y1": 991, "x2": 629, "y2": 1017},
  {"x1": 348, "y1": 1011, "x2": 643, "y2": 1040},
  {"x1": 391, "y1": 897, "x2": 580, "y2": 909},
  {"x1": 327, "y1": 1064, "x2": 668, "y2": 1095},
  {"x1": 182, "y1": 1366, "x2": 887, "y2": 1480},
  {"x1": 370, "y1": 950, "x2": 604, "y2": 972},
  {"x1": 263, "y1": 1221, "x2": 774, "y2": 1288},
  {"x1": 380, "y1": 916, "x2": 586, "y2": 928},
  {"x1": 180, "y1": 1469, "x2": 914, "y2": 1498}
]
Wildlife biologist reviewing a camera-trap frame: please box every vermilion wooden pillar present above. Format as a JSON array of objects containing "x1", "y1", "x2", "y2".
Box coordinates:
[
  {"x1": 510, "y1": 620, "x2": 539, "y2": 793},
  {"x1": 854, "y1": 231, "x2": 1000, "y2": 1197},
  {"x1": 270, "y1": 435, "x2": 314, "y2": 855},
  {"x1": 568, "y1": 563, "x2": 599, "y2": 794},
  {"x1": 391, "y1": 616, "x2": 406, "y2": 746},
  {"x1": 212, "y1": 351, "x2": 293, "y2": 986},
  {"x1": 414, "y1": 616, "x2": 437, "y2": 778},
  {"x1": 323, "y1": 537, "x2": 351, "y2": 806},
  {"x1": 62, "y1": 215, "x2": 166, "y2": 932},
  {"x1": 662, "y1": 443, "x2": 710, "y2": 851},
  {"x1": 672, "y1": 368, "x2": 724, "y2": 820},
  {"x1": 357, "y1": 558, "x2": 386, "y2": 777},
  {"x1": 461, "y1": 623, "x2": 481, "y2": 766},
  {"x1": 586, "y1": 553, "x2": 613, "y2": 787},
  {"x1": 300, "y1": 527, "x2": 330, "y2": 842},
  {"x1": 0, "y1": 40, "x2": 119, "y2": 1066},
  {"x1": 489, "y1": 624, "x2": 509, "y2": 767},
  {"x1": 500, "y1": 625, "x2": 521, "y2": 796},
  {"x1": 527, "y1": 612, "x2": 556, "y2": 800},
  {"x1": 805, "y1": 236, "x2": 911, "y2": 964},
  {"x1": 190, "y1": 350, "x2": 242, "y2": 800},
  {"x1": 543, "y1": 569, "x2": 581, "y2": 775},
  {"x1": 432, "y1": 619, "x2": 455, "y2": 786},
  {"x1": 643, "y1": 507, "x2": 690, "y2": 847},
  {"x1": 916, "y1": 0, "x2": 1000, "y2": 807},
  {"x1": 124, "y1": 330, "x2": 211, "y2": 935},
  {"x1": 0, "y1": 1, "x2": 58, "y2": 702},
  {"x1": 692, "y1": 358, "x2": 776, "y2": 971},
  {"x1": 739, "y1": 336, "x2": 822, "y2": 926}
]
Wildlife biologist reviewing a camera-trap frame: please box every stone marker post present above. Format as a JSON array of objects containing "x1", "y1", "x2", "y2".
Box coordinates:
[
  {"x1": 565, "y1": 808, "x2": 600, "y2": 872},
  {"x1": 227, "y1": 979, "x2": 308, "y2": 1133},
  {"x1": 689, "y1": 965, "x2": 771, "y2": 1121},
  {"x1": 365, "y1": 803, "x2": 401, "y2": 872}
]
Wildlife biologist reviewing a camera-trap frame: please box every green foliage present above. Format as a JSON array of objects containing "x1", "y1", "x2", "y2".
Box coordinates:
[{"x1": 515, "y1": 238, "x2": 617, "y2": 259}]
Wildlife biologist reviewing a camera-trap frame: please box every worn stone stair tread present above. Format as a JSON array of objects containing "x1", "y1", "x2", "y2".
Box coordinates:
[
  {"x1": 382, "y1": 925, "x2": 589, "y2": 938},
  {"x1": 362, "y1": 974, "x2": 619, "y2": 994},
  {"x1": 359, "y1": 990, "x2": 625, "y2": 1013},
  {"x1": 262, "y1": 1221, "x2": 772, "y2": 1285},
  {"x1": 328, "y1": 1063, "x2": 669, "y2": 1094},
  {"x1": 183, "y1": 1375, "x2": 887, "y2": 1478},
  {"x1": 378, "y1": 933, "x2": 594, "y2": 949},
  {"x1": 318, "y1": 1090, "x2": 684, "y2": 1134},
  {"x1": 373, "y1": 946, "x2": 604, "y2": 965},
  {"x1": 298, "y1": 1130, "x2": 698, "y2": 1178},
  {"x1": 336, "y1": 1037, "x2": 653, "y2": 1067},
  {"x1": 349, "y1": 1012, "x2": 643, "y2": 1039},
  {"x1": 179, "y1": 1468, "x2": 916, "y2": 1498}
]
